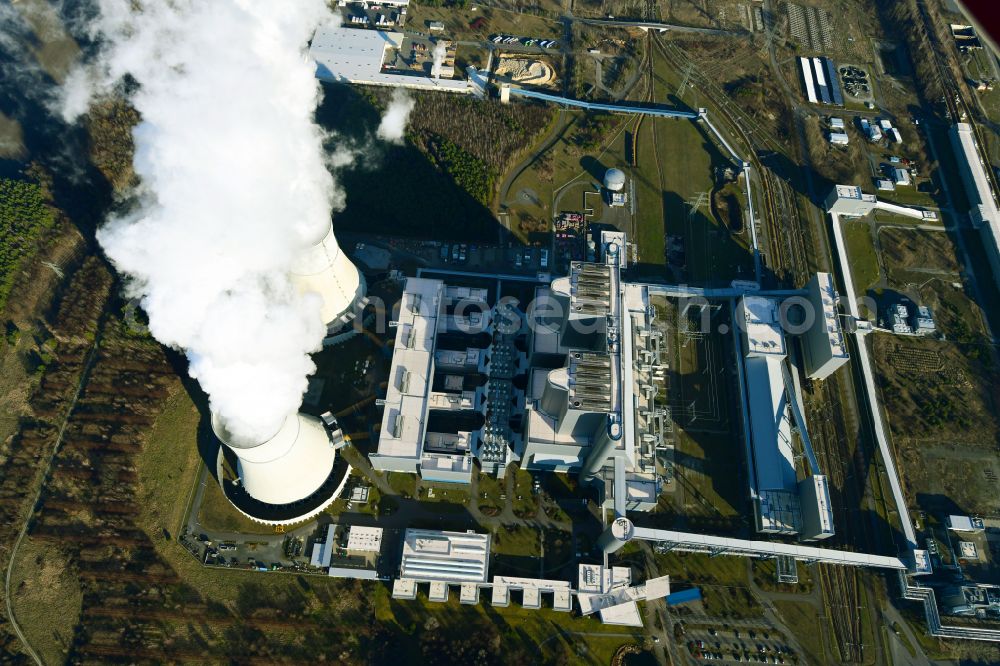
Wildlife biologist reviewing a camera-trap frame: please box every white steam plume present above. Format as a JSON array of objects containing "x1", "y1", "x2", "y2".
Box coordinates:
[
  {"x1": 62, "y1": 1, "x2": 343, "y2": 445},
  {"x1": 431, "y1": 40, "x2": 447, "y2": 79},
  {"x1": 376, "y1": 89, "x2": 414, "y2": 144}
]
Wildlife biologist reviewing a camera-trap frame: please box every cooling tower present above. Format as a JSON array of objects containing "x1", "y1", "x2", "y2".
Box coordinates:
[
  {"x1": 290, "y1": 225, "x2": 365, "y2": 327},
  {"x1": 212, "y1": 411, "x2": 337, "y2": 516}
]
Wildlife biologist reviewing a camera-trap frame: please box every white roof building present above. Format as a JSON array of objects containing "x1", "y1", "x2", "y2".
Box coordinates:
[
  {"x1": 372, "y1": 278, "x2": 441, "y2": 472},
  {"x1": 576, "y1": 564, "x2": 670, "y2": 626},
  {"x1": 311, "y1": 525, "x2": 336, "y2": 568},
  {"x1": 745, "y1": 356, "x2": 796, "y2": 492},
  {"x1": 892, "y1": 167, "x2": 912, "y2": 186},
  {"x1": 825, "y1": 184, "x2": 877, "y2": 217},
  {"x1": 371, "y1": 277, "x2": 475, "y2": 481},
  {"x1": 947, "y1": 515, "x2": 985, "y2": 533},
  {"x1": 310, "y1": 25, "x2": 470, "y2": 93},
  {"x1": 739, "y1": 296, "x2": 787, "y2": 358},
  {"x1": 491, "y1": 576, "x2": 573, "y2": 611},
  {"x1": 398, "y1": 529, "x2": 490, "y2": 584},
  {"x1": 951, "y1": 122, "x2": 1000, "y2": 291},
  {"x1": 346, "y1": 526, "x2": 384, "y2": 552}
]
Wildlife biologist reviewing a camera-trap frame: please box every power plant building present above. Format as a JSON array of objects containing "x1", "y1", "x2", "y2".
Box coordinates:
[
  {"x1": 521, "y1": 231, "x2": 665, "y2": 513},
  {"x1": 392, "y1": 529, "x2": 490, "y2": 601},
  {"x1": 801, "y1": 272, "x2": 850, "y2": 380},
  {"x1": 310, "y1": 25, "x2": 471, "y2": 93},
  {"x1": 213, "y1": 411, "x2": 340, "y2": 525},
  {"x1": 371, "y1": 232, "x2": 666, "y2": 512},
  {"x1": 210, "y1": 224, "x2": 364, "y2": 524},
  {"x1": 739, "y1": 296, "x2": 799, "y2": 534},
  {"x1": 291, "y1": 226, "x2": 366, "y2": 330},
  {"x1": 950, "y1": 122, "x2": 1000, "y2": 290},
  {"x1": 371, "y1": 278, "x2": 476, "y2": 482},
  {"x1": 737, "y1": 296, "x2": 834, "y2": 539}
]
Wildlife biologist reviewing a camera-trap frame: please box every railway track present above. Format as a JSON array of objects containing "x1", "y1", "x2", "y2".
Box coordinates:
[
  {"x1": 914, "y1": 0, "x2": 1000, "y2": 198},
  {"x1": 651, "y1": 32, "x2": 879, "y2": 660},
  {"x1": 646, "y1": 34, "x2": 668, "y2": 243},
  {"x1": 650, "y1": 34, "x2": 805, "y2": 289}
]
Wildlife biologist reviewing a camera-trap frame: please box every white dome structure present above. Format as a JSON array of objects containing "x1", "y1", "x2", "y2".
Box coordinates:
[
  {"x1": 603, "y1": 168, "x2": 626, "y2": 192},
  {"x1": 290, "y1": 225, "x2": 365, "y2": 328},
  {"x1": 213, "y1": 411, "x2": 339, "y2": 523}
]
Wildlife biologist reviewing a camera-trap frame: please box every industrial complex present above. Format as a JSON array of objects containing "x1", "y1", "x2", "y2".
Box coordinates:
[
  {"x1": 193, "y1": 14, "x2": 1000, "y2": 646},
  {"x1": 9, "y1": 0, "x2": 1000, "y2": 662}
]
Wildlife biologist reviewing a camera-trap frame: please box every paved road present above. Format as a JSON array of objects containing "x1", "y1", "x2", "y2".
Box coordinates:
[
  {"x1": 882, "y1": 601, "x2": 935, "y2": 666},
  {"x1": 5, "y1": 327, "x2": 104, "y2": 666},
  {"x1": 497, "y1": 109, "x2": 571, "y2": 214}
]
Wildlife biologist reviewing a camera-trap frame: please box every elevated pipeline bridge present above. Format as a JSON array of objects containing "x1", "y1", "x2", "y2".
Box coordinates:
[
  {"x1": 631, "y1": 526, "x2": 908, "y2": 570},
  {"x1": 506, "y1": 87, "x2": 700, "y2": 119}
]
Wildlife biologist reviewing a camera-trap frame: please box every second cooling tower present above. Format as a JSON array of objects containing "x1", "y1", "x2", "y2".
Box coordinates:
[{"x1": 290, "y1": 225, "x2": 365, "y2": 327}]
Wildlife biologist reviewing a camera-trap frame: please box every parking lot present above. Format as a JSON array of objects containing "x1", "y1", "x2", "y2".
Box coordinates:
[
  {"x1": 683, "y1": 625, "x2": 796, "y2": 664},
  {"x1": 344, "y1": 234, "x2": 551, "y2": 277},
  {"x1": 436, "y1": 242, "x2": 549, "y2": 273},
  {"x1": 180, "y1": 526, "x2": 303, "y2": 572}
]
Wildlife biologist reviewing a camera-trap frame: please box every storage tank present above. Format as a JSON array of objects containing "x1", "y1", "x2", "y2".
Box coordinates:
[
  {"x1": 212, "y1": 411, "x2": 335, "y2": 509},
  {"x1": 603, "y1": 168, "x2": 626, "y2": 192},
  {"x1": 290, "y1": 225, "x2": 365, "y2": 328}
]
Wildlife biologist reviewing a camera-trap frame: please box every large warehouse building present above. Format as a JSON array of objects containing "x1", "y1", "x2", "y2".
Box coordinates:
[
  {"x1": 950, "y1": 122, "x2": 1000, "y2": 290},
  {"x1": 737, "y1": 295, "x2": 834, "y2": 540},
  {"x1": 310, "y1": 25, "x2": 471, "y2": 93}
]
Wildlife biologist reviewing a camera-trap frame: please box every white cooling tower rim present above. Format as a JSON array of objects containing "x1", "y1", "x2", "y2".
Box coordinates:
[
  {"x1": 211, "y1": 411, "x2": 302, "y2": 464},
  {"x1": 290, "y1": 225, "x2": 341, "y2": 277}
]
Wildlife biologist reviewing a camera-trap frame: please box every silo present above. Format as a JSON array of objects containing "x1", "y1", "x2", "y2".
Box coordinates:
[
  {"x1": 603, "y1": 168, "x2": 626, "y2": 192},
  {"x1": 290, "y1": 225, "x2": 365, "y2": 327},
  {"x1": 598, "y1": 516, "x2": 634, "y2": 554}
]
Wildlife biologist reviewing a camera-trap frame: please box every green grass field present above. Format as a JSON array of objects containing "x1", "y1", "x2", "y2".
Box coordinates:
[
  {"x1": 387, "y1": 471, "x2": 417, "y2": 498},
  {"x1": 493, "y1": 525, "x2": 542, "y2": 560},
  {"x1": 136, "y1": 383, "x2": 359, "y2": 607},
  {"x1": 772, "y1": 600, "x2": 829, "y2": 664},
  {"x1": 638, "y1": 551, "x2": 761, "y2": 620},
  {"x1": 8, "y1": 536, "x2": 82, "y2": 665},
  {"x1": 670, "y1": 429, "x2": 742, "y2": 520},
  {"x1": 476, "y1": 471, "x2": 505, "y2": 513},
  {"x1": 504, "y1": 111, "x2": 630, "y2": 235},
  {"x1": 138, "y1": 388, "x2": 206, "y2": 537},
  {"x1": 197, "y1": 475, "x2": 276, "y2": 535},
  {"x1": 842, "y1": 219, "x2": 880, "y2": 298},
  {"x1": 510, "y1": 465, "x2": 539, "y2": 518},
  {"x1": 633, "y1": 115, "x2": 753, "y2": 281}
]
